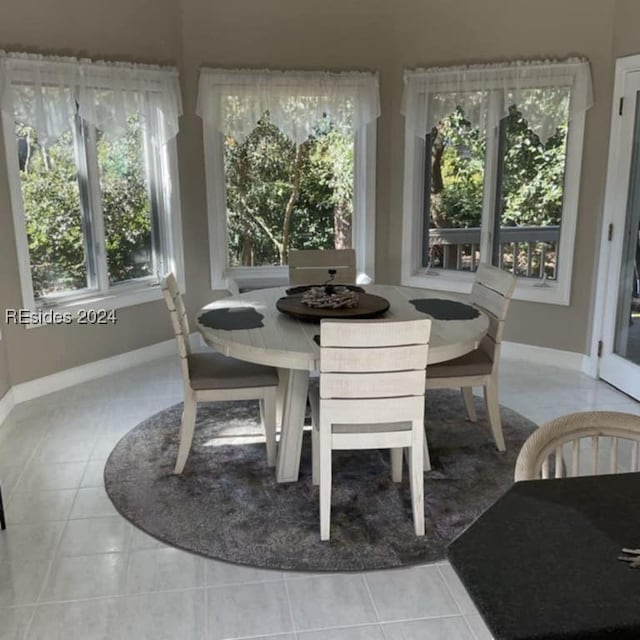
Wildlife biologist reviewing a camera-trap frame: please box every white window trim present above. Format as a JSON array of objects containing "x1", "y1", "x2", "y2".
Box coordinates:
[
  {"x1": 1, "y1": 110, "x2": 185, "y2": 322},
  {"x1": 401, "y1": 68, "x2": 588, "y2": 306},
  {"x1": 201, "y1": 81, "x2": 377, "y2": 292}
]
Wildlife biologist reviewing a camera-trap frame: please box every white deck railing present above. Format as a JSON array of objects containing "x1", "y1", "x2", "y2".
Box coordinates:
[{"x1": 428, "y1": 225, "x2": 560, "y2": 279}]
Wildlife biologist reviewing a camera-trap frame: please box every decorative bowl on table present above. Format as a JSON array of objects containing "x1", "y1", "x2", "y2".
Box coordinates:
[
  {"x1": 301, "y1": 285, "x2": 359, "y2": 309},
  {"x1": 276, "y1": 285, "x2": 390, "y2": 322}
]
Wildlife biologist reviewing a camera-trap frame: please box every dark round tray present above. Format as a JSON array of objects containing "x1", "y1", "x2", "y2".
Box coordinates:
[{"x1": 276, "y1": 292, "x2": 390, "y2": 322}]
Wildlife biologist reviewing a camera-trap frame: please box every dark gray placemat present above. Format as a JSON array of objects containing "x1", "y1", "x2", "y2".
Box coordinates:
[
  {"x1": 198, "y1": 307, "x2": 264, "y2": 330},
  {"x1": 410, "y1": 298, "x2": 480, "y2": 320}
]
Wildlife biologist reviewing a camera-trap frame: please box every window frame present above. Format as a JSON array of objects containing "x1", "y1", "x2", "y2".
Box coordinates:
[
  {"x1": 401, "y1": 68, "x2": 588, "y2": 306},
  {"x1": 2, "y1": 80, "x2": 184, "y2": 318},
  {"x1": 200, "y1": 72, "x2": 377, "y2": 291}
]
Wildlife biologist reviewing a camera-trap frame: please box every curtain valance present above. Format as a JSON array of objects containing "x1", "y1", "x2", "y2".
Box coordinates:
[
  {"x1": 0, "y1": 51, "x2": 182, "y2": 145},
  {"x1": 197, "y1": 69, "x2": 380, "y2": 144},
  {"x1": 402, "y1": 58, "x2": 593, "y2": 142}
]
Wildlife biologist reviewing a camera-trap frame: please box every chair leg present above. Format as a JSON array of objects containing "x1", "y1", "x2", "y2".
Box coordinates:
[
  {"x1": 391, "y1": 448, "x2": 403, "y2": 482},
  {"x1": 409, "y1": 420, "x2": 425, "y2": 536},
  {"x1": 309, "y1": 386, "x2": 320, "y2": 486},
  {"x1": 0, "y1": 483, "x2": 5, "y2": 530},
  {"x1": 275, "y1": 368, "x2": 289, "y2": 428},
  {"x1": 484, "y1": 378, "x2": 506, "y2": 452},
  {"x1": 260, "y1": 389, "x2": 277, "y2": 467},
  {"x1": 461, "y1": 387, "x2": 477, "y2": 422},
  {"x1": 311, "y1": 426, "x2": 320, "y2": 486},
  {"x1": 174, "y1": 391, "x2": 197, "y2": 474},
  {"x1": 423, "y1": 428, "x2": 432, "y2": 472},
  {"x1": 319, "y1": 422, "x2": 332, "y2": 541}
]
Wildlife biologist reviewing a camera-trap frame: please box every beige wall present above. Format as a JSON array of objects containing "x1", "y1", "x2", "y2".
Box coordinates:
[
  {"x1": 0, "y1": 0, "x2": 187, "y2": 385},
  {"x1": 0, "y1": 334, "x2": 9, "y2": 399},
  {"x1": 0, "y1": 0, "x2": 635, "y2": 385}
]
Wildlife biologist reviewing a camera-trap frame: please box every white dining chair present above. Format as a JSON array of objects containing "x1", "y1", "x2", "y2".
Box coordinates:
[
  {"x1": 309, "y1": 318, "x2": 431, "y2": 540},
  {"x1": 288, "y1": 249, "x2": 356, "y2": 285},
  {"x1": 161, "y1": 273, "x2": 279, "y2": 474},
  {"x1": 425, "y1": 263, "x2": 516, "y2": 451},
  {"x1": 514, "y1": 411, "x2": 640, "y2": 481}
]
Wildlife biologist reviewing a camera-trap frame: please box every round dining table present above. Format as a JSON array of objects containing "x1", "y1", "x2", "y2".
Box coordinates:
[{"x1": 197, "y1": 284, "x2": 489, "y2": 483}]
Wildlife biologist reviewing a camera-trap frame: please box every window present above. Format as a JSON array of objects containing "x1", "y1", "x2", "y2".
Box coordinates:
[
  {"x1": 0, "y1": 53, "x2": 184, "y2": 313},
  {"x1": 401, "y1": 59, "x2": 593, "y2": 304},
  {"x1": 198, "y1": 69, "x2": 379, "y2": 289}
]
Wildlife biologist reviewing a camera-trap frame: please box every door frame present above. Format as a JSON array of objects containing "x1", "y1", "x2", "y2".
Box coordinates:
[{"x1": 590, "y1": 54, "x2": 640, "y2": 392}]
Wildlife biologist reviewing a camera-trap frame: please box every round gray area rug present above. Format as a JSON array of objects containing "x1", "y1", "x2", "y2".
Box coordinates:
[{"x1": 104, "y1": 389, "x2": 537, "y2": 571}]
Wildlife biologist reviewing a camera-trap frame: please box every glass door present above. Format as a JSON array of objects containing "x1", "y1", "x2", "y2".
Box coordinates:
[{"x1": 599, "y1": 69, "x2": 640, "y2": 400}]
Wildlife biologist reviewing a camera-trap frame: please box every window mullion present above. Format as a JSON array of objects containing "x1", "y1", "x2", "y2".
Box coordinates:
[
  {"x1": 76, "y1": 117, "x2": 108, "y2": 292},
  {"x1": 141, "y1": 94, "x2": 165, "y2": 280},
  {"x1": 491, "y1": 117, "x2": 508, "y2": 268},
  {"x1": 479, "y1": 90, "x2": 503, "y2": 265},
  {"x1": 72, "y1": 114, "x2": 98, "y2": 290},
  {"x1": 422, "y1": 130, "x2": 433, "y2": 269}
]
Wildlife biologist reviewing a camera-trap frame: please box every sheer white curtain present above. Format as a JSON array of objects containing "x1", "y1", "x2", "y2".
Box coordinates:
[
  {"x1": 197, "y1": 69, "x2": 380, "y2": 144},
  {"x1": 0, "y1": 51, "x2": 182, "y2": 145},
  {"x1": 402, "y1": 58, "x2": 593, "y2": 142}
]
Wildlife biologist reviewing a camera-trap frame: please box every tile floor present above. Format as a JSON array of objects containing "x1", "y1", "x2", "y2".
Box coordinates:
[{"x1": 0, "y1": 355, "x2": 638, "y2": 639}]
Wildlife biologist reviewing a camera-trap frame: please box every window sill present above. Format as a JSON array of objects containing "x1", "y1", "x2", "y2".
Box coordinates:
[
  {"x1": 20, "y1": 284, "x2": 164, "y2": 329},
  {"x1": 220, "y1": 266, "x2": 374, "y2": 292},
  {"x1": 402, "y1": 271, "x2": 570, "y2": 306}
]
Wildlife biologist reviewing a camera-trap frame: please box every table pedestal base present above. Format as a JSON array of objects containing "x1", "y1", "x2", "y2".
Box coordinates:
[{"x1": 276, "y1": 369, "x2": 310, "y2": 483}]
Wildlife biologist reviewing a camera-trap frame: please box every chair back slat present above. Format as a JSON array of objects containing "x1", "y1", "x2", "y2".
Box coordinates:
[
  {"x1": 571, "y1": 439, "x2": 580, "y2": 476},
  {"x1": 541, "y1": 458, "x2": 550, "y2": 479},
  {"x1": 591, "y1": 436, "x2": 599, "y2": 475},
  {"x1": 474, "y1": 263, "x2": 517, "y2": 297},
  {"x1": 515, "y1": 411, "x2": 640, "y2": 481},
  {"x1": 321, "y1": 371, "x2": 426, "y2": 399},
  {"x1": 536, "y1": 433, "x2": 640, "y2": 479},
  {"x1": 321, "y1": 345, "x2": 428, "y2": 373},
  {"x1": 321, "y1": 319, "x2": 428, "y2": 349},
  {"x1": 289, "y1": 249, "x2": 356, "y2": 285},
  {"x1": 470, "y1": 283, "x2": 510, "y2": 322},
  {"x1": 320, "y1": 396, "x2": 426, "y2": 425},
  {"x1": 161, "y1": 273, "x2": 191, "y2": 383},
  {"x1": 554, "y1": 446, "x2": 564, "y2": 478}
]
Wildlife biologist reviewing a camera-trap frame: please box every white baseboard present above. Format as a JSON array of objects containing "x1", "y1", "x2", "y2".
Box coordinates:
[
  {"x1": 0, "y1": 388, "x2": 15, "y2": 425},
  {"x1": 11, "y1": 338, "x2": 180, "y2": 405},
  {"x1": 0, "y1": 334, "x2": 594, "y2": 428},
  {"x1": 502, "y1": 340, "x2": 591, "y2": 374}
]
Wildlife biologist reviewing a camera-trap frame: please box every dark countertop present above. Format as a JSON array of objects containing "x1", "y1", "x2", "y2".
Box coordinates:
[{"x1": 448, "y1": 473, "x2": 640, "y2": 640}]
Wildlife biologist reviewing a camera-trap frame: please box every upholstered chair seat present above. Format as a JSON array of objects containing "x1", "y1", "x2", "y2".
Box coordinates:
[
  {"x1": 426, "y1": 349, "x2": 493, "y2": 379},
  {"x1": 187, "y1": 353, "x2": 279, "y2": 391}
]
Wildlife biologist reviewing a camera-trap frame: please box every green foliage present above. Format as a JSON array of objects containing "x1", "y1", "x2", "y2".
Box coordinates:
[
  {"x1": 434, "y1": 108, "x2": 486, "y2": 228},
  {"x1": 501, "y1": 106, "x2": 567, "y2": 227},
  {"x1": 18, "y1": 118, "x2": 152, "y2": 298},
  {"x1": 19, "y1": 128, "x2": 88, "y2": 296},
  {"x1": 224, "y1": 114, "x2": 354, "y2": 266},
  {"x1": 431, "y1": 102, "x2": 567, "y2": 230},
  {"x1": 97, "y1": 121, "x2": 152, "y2": 284}
]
